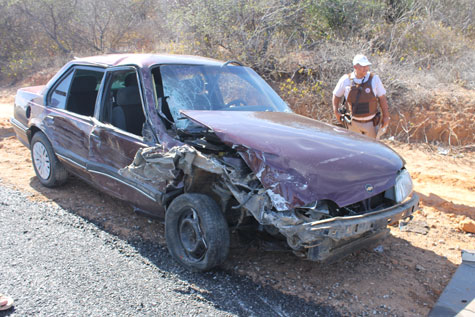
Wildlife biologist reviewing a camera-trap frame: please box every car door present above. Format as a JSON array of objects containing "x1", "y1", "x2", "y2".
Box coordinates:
[
  {"x1": 88, "y1": 67, "x2": 165, "y2": 215},
  {"x1": 44, "y1": 66, "x2": 105, "y2": 182}
]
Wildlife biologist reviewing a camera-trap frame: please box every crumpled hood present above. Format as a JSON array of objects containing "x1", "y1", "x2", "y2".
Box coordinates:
[{"x1": 181, "y1": 110, "x2": 404, "y2": 209}]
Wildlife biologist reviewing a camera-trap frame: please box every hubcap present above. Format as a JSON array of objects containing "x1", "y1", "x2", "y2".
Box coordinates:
[
  {"x1": 33, "y1": 142, "x2": 51, "y2": 180},
  {"x1": 179, "y1": 209, "x2": 207, "y2": 261}
]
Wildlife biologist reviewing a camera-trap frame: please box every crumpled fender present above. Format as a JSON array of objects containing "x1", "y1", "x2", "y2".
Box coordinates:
[{"x1": 181, "y1": 110, "x2": 404, "y2": 209}]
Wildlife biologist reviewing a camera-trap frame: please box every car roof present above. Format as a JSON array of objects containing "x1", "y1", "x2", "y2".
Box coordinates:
[{"x1": 73, "y1": 54, "x2": 225, "y2": 68}]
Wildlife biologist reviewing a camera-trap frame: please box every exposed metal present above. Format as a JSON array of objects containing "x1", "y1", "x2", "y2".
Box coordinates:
[
  {"x1": 121, "y1": 141, "x2": 418, "y2": 261},
  {"x1": 11, "y1": 53, "x2": 420, "y2": 263}
]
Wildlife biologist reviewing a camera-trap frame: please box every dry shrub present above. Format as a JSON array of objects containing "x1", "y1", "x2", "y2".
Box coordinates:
[
  {"x1": 1, "y1": 0, "x2": 473, "y2": 146},
  {"x1": 271, "y1": 40, "x2": 361, "y2": 122}
]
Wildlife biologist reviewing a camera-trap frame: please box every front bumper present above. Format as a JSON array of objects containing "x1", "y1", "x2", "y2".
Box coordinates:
[{"x1": 290, "y1": 194, "x2": 419, "y2": 261}]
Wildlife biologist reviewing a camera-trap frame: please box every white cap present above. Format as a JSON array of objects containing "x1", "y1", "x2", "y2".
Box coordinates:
[{"x1": 353, "y1": 54, "x2": 372, "y2": 66}]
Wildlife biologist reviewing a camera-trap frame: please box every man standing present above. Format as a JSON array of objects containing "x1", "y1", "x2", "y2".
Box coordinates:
[{"x1": 332, "y1": 54, "x2": 390, "y2": 139}]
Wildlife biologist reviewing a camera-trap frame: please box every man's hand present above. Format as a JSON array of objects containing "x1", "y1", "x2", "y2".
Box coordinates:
[
  {"x1": 335, "y1": 112, "x2": 342, "y2": 122},
  {"x1": 332, "y1": 95, "x2": 343, "y2": 122},
  {"x1": 381, "y1": 116, "x2": 390, "y2": 129}
]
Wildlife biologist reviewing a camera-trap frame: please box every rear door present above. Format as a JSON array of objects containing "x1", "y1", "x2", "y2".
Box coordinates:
[
  {"x1": 44, "y1": 66, "x2": 105, "y2": 181},
  {"x1": 88, "y1": 67, "x2": 165, "y2": 214}
]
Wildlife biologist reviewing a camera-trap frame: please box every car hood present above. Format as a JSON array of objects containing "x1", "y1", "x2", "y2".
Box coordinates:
[{"x1": 181, "y1": 110, "x2": 404, "y2": 210}]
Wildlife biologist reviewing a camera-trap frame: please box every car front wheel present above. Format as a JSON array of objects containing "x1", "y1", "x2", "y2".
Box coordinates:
[
  {"x1": 165, "y1": 193, "x2": 230, "y2": 272},
  {"x1": 31, "y1": 131, "x2": 68, "y2": 187}
]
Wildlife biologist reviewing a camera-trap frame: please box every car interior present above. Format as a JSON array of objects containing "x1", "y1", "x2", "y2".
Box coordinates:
[
  {"x1": 63, "y1": 69, "x2": 104, "y2": 117},
  {"x1": 67, "y1": 75, "x2": 99, "y2": 117},
  {"x1": 101, "y1": 70, "x2": 146, "y2": 136},
  {"x1": 48, "y1": 68, "x2": 146, "y2": 137},
  {"x1": 48, "y1": 69, "x2": 103, "y2": 116}
]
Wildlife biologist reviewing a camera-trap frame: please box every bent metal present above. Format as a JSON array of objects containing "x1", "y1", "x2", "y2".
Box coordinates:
[{"x1": 11, "y1": 54, "x2": 418, "y2": 271}]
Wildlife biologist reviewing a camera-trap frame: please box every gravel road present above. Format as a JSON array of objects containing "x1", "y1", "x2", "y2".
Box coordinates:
[{"x1": 0, "y1": 184, "x2": 340, "y2": 316}]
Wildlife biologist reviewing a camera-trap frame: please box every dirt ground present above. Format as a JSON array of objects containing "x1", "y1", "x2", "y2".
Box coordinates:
[{"x1": 0, "y1": 92, "x2": 474, "y2": 316}]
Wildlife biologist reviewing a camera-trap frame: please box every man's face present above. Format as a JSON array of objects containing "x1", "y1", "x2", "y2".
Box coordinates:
[{"x1": 353, "y1": 64, "x2": 370, "y2": 78}]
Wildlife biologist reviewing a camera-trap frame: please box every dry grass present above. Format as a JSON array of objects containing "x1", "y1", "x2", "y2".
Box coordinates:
[{"x1": 1, "y1": 0, "x2": 473, "y2": 146}]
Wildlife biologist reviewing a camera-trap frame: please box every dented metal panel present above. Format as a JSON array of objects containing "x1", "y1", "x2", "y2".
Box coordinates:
[
  {"x1": 120, "y1": 141, "x2": 418, "y2": 260},
  {"x1": 12, "y1": 53, "x2": 420, "y2": 266},
  {"x1": 181, "y1": 110, "x2": 404, "y2": 208},
  {"x1": 119, "y1": 145, "x2": 224, "y2": 196}
]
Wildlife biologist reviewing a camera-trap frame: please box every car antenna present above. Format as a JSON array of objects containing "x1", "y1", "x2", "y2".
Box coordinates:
[{"x1": 222, "y1": 60, "x2": 244, "y2": 67}]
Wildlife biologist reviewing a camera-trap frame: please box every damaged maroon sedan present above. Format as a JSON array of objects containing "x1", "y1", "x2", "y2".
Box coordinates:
[{"x1": 11, "y1": 54, "x2": 418, "y2": 271}]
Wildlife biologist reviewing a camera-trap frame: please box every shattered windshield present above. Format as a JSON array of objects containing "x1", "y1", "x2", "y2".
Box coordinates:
[{"x1": 153, "y1": 64, "x2": 291, "y2": 129}]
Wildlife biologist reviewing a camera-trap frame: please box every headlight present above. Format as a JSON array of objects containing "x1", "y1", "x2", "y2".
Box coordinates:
[{"x1": 394, "y1": 169, "x2": 413, "y2": 203}]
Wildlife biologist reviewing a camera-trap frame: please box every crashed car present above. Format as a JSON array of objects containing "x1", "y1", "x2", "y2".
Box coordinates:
[{"x1": 11, "y1": 54, "x2": 418, "y2": 271}]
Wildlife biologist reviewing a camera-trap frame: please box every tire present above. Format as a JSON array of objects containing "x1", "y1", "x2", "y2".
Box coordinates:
[
  {"x1": 165, "y1": 193, "x2": 230, "y2": 272},
  {"x1": 31, "y1": 131, "x2": 68, "y2": 188}
]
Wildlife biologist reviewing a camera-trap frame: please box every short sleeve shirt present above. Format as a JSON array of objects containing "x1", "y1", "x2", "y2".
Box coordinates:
[{"x1": 333, "y1": 72, "x2": 386, "y2": 99}]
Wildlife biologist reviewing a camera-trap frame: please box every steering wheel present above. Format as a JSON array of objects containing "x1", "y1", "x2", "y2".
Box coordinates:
[{"x1": 225, "y1": 99, "x2": 248, "y2": 108}]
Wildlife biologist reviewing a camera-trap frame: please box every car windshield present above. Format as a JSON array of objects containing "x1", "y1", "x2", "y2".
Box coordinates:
[{"x1": 153, "y1": 64, "x2": 291, "y2": 129}]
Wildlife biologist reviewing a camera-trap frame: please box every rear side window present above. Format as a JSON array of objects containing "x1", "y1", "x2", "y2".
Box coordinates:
[
  {"x1": 49, "y1": 72, "x2": 74, "y2": 109},
  {"x1": 66, "y1": 69, "x2": 104, "y2": 116},
  {"x1": 48, "y1": 68, "x2": 104, "y2": 117}
]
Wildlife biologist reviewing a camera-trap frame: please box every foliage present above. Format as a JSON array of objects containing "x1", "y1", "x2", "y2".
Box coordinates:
[{"x1": 0, "y1": 0, "x2": 473, "y2": 108}]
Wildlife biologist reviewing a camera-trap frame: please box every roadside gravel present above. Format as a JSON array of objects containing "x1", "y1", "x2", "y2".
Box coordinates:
[{"x1": 0, "y1": 184, "x2": 339, "y2": 316}]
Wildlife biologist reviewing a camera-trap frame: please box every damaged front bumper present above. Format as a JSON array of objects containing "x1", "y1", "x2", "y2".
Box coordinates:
[{"x1": 267, "y1": 194, "x2": 419, "y2": 262}]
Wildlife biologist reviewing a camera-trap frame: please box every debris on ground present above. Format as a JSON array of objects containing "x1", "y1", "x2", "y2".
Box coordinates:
[
  {"x1": 416, "y1": 264, "x2": 426, "y2": 272},
  {"x1": 399, "y1": 220, "x2": 430, "y2": 235},
  {"x1": 459, "y1": 219, "x2": 475, "y2": 234},
  {"x1": 373, "y1": 245, "x2": 384, "y2": 253}
]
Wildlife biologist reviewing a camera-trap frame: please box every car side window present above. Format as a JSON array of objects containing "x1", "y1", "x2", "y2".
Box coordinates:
[
  {"x1": 49, "y1": 71, "x2": 74, "y2": 109},
  {"x1": 65, "y1": 69, "x2": 104, "y2": 117},
  {"x1": 100, "y1": 69, "x2": 146, "y2": 136}
]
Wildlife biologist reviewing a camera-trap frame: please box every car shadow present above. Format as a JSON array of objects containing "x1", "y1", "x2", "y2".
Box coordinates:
[
  {"x1": 27, "y1": 175, "x2": 457, "y2": 316},
  {"x1": 418, "y1": 191, "x2": 475, "y2": 218},
  {"x1": 0, "y1": 307, "x2": 15, "y2": 316}
]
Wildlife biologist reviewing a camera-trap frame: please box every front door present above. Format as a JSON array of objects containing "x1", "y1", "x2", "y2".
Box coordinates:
[{"x1": 88, "y1": 67, "x2": 164, "y2": 214}]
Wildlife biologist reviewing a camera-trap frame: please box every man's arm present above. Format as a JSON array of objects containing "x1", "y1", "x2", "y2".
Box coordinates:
[
  {"x1": 332, "y1": 95, "x2": 343, "y2": 122},
  {"x1": 378, "y1": 94, "x2": 390, "y2": 128}
]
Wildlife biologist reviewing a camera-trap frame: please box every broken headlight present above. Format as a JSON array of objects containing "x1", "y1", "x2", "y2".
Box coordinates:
[{"x1": 394, "y1": 169, "x2": 413, "y2": 203}]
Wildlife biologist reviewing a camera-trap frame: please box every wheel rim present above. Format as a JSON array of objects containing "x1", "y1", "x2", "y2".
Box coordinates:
[
  {"x1": 178, "y1": 208, "x2": 207, "y2": 261},
  {"x1": 33, "y1": 142, "x2": 51, "y2": 180}
]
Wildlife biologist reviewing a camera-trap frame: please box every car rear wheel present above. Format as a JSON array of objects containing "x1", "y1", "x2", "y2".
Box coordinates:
[
  {"x1": 31, "y1": 131, "x2": 68, "y2": 187},
  {"x1": 165, "y1": 193, "x2": 230, "y2": 272}
]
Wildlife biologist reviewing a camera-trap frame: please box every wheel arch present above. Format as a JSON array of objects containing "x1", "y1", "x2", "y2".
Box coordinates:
[
  {"x1": 27, "y1": 125, "x2": 43, "y2": 145},
  {"x1": 180, "y1": 169, "x2": 234, "y2": 216}
]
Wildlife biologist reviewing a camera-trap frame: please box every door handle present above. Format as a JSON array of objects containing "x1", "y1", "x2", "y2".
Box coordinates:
[{"x1": 45, "y1": 115, "x2": 55, "y2": 124}]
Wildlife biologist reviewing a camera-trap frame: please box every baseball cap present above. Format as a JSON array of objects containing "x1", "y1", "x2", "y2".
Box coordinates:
[{"x1": 353, "y1": 54, "x2": 372, "y2": 66}]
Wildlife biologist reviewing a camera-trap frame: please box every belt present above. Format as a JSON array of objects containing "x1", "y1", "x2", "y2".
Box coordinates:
[{"x1": 352, "y1": 117, "x2": 374, "y2": 123}]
